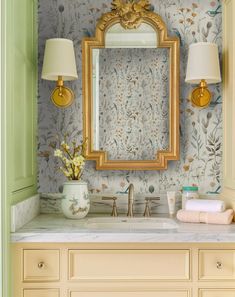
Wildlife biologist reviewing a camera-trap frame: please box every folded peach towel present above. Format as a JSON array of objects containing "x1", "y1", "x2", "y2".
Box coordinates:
[{"x1": 177, "y1": 209, "x2": 234, "y2": 225}]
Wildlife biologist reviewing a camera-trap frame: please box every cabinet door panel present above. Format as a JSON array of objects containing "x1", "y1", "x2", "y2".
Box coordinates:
[
  {"x1": 70, "y1": 290, "x2": 189, "y2": 297},
  {"x1": 69, "y1": 249, "x2": 190, "y2": 281},
  {"x1": 24, "y1": 289, "x2": 59, "y2": 297},
  {"x1": 200, "y1": 289, "x2": 235, "y2": 297},
  {"x1": 8, "y1": 0, "x2": 37, "y2": 202}
]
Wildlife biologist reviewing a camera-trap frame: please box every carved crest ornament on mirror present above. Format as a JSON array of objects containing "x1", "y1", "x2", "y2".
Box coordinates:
[{"x1": 82, "y1": 0, "x2": 180, "y2": 170}]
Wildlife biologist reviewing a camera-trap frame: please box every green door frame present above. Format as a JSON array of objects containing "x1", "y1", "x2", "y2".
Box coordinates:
[
  {"x1": 1, "y1": 0, "x2": 38, "y2": 295},
  {"x1": 0, "y1": 16, "x2": 3, "y2": 293},
  {"x1": 0, "y1": 0, "x2": 3, "y2": 294},
  {"x1": 1, "y1": 0, "x2": 11, "y2": 296}
]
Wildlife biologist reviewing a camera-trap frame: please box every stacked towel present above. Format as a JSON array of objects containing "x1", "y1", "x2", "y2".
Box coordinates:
[
  {"x1": 185, "y1": 199, "x2": 225, "y2": 213},
  {"x1": 177, "y1": 209, "x2": 234, "y2": 225}
]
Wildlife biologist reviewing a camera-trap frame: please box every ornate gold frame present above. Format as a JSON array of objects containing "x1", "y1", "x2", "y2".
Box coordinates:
[{"x1": 82, "y1": 1, "x2": 180, "y2": 170}]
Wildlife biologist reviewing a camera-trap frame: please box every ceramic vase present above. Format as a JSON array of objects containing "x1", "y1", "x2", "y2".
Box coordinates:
[{"x1": 61, "y1": 181, "x2": 90, "y2": 219}]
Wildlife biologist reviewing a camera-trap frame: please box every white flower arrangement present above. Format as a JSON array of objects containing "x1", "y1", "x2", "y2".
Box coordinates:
[{"x1": 54, "y1": 139, "x2": 87, "y2": 180}]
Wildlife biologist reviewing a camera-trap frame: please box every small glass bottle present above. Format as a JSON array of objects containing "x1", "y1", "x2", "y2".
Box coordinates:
[{"x1": 182, "y1": 186, "x2": 199, "y2": 210}]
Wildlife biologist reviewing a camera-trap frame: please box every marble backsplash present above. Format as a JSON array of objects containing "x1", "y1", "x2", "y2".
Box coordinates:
[
  {"x1": 11, "y1": 195, "x2": 40, "y2": 232},
  {"x1": 40, "y1": 192, "x2": 219, "y2": 216},
  {"x1": 38, "y1": 0, "x2": 222, "y2": 200},
  {"x1": 10, "y1": 192, "x2": 219, "y2": 230},
  {"x1": 40, "y1": 193, "x2": 181, "y2": 215}
]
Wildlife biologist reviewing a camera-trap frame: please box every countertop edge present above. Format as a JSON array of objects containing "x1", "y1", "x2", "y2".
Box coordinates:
[{"x1": 11, "y1": 232, "x2": 235, "y2": 243}]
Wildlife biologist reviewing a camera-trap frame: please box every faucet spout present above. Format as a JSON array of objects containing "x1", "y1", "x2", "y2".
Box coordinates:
[{"x1": 127, "y1": 183, "x2": 134, "y2": 217}]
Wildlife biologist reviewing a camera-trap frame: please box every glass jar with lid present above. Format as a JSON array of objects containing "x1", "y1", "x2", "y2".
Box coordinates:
[{"x1": 182, "y1": 186, "x2": 199, "y2": 209}]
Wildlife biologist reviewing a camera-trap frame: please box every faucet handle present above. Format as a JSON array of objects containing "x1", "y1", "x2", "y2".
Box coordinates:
[
  {"x1": 102, "y1": 197, "x2": 118, "y2": 217},
  {"x1": 144, "y1": 198, "x2": 151, "y2": 217},
  {"x1": 143, "y1": 197, "x2": 160, "y2": 217}
]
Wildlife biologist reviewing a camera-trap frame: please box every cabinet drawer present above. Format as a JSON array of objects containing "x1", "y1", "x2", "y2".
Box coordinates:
[
  {"x1": 23, "y1": 249, "x2": 60, "y2": 282},
  {"x1": 199, "y1": 289, "x2": 235, "y2": 297},
  {"x1": 199, "y1": 250, "x2": 235, "y2": 280},
  {"x1": 69, "y1": 249, "x2": 190, "y2": 281},
  {"x1": 70, "y1": 290, "x2": 190, "y2": 297},
  {"x1": 24, "y1": 289, "x2": 59, "y2": 297}
]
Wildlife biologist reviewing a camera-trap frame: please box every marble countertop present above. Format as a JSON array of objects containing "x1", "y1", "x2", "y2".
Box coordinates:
[{"x1": 11, "y1": 214, "x2": 235, "y2": 243}]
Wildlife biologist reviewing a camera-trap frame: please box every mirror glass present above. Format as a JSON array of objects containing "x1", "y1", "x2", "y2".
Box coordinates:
[{"x1": 92, "y1": 23, "x2": 170, "y2": 161}]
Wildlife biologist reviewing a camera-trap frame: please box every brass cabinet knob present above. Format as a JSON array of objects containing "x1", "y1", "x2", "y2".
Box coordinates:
[
  {"x1": 216, "y1": 261, "x2": 222, "y2": 269},
  {"x1": 38, "y1": 262, "x2": 45, "y2": 269}
]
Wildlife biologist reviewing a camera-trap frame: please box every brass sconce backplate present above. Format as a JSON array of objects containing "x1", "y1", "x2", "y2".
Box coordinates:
[
  {"x1": 191, "y1": 79, "x2": 212, "y2": 108},
  {"x1": 51, "y1": 76, "x2": 74, "y2": 108},
  {"x1": 51, "y1": 86, "x2": 74, "y2": 108}
]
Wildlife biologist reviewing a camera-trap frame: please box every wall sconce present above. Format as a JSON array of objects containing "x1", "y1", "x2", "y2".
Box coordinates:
[
  {"x1": 41, "y1": 38, "x2": 78, "y2": 108},
  {"x1": 185, "y1": 42, "x2": 221, "y2": 108}
]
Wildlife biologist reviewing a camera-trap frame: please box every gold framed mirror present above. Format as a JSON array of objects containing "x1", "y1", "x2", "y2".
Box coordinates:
[{"x1": 82, "y1": 0, "x2": 180, "y2": 170}]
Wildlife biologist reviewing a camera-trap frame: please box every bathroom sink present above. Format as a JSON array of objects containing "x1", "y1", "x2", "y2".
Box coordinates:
[{"x1": 86, "y1": 217, "x2": 178, "y2": 230}]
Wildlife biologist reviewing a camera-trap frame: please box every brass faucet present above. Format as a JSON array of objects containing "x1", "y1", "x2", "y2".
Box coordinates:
[{"x1": 127, "y1": 184, "x2": 134, "y2": 217}]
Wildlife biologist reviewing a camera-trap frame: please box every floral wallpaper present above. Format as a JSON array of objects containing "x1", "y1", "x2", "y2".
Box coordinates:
[
  {"x1": 98, "y1": 48, "x2": 169, "y2": 160},
  {"x1": 38, "y1": 0, "x2": 222, "y2": 195}
]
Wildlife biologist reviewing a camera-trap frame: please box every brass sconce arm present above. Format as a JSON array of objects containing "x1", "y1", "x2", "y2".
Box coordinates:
[{"x1": 57, "y1": 76, "x2": 64, "y2": 97}]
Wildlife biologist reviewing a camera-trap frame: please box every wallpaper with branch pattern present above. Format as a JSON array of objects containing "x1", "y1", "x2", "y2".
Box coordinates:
[{"x1": 38, "y1": 0, "x2": 222, "y2": 195}]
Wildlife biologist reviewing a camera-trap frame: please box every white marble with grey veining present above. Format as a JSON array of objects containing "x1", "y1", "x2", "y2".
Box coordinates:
[
  {"x1": 11, "y1": 214, "x2": 235, "y2": 243},
  {"x1": 40, "y1": 192, "x2": 180, "y2": 215},
  {"x1": 40, "y1": 192, "x2": 219, "y2": 215},
  {"x1": 11, "y1": 195, "x2": 40, "y2": 232}
]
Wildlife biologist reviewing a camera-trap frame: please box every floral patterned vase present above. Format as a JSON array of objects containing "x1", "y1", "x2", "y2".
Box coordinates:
[{"x1": 61, "y1": 181, "x2": 90, "y2": 219}]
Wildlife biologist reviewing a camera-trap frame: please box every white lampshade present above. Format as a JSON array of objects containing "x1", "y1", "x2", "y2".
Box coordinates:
[
  {"x1": 42, "y1": 38, "x2": 78, "y2": 81},
  {"x1": 185, "y1": 42, "x2": 221, "y2": 84}
]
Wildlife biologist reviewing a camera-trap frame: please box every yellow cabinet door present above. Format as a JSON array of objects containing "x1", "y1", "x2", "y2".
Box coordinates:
[
  {"x1": 200, "y1": 289, "x2": 235, "y2": 297},
  {"x1": 70, "y1": 290, "x2": 189, "y2": 297},
  {"x1": 69, "y1": 249, "x2": 190, "y2": 281},
  {"x1": 24, "y1": 289, "x2": 59, "y2": 297}
]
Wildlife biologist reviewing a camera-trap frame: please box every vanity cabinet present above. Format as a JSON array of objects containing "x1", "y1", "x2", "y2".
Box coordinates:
[{"x1": 12, "y1": 243, "x2": 235, "y2": 297}]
